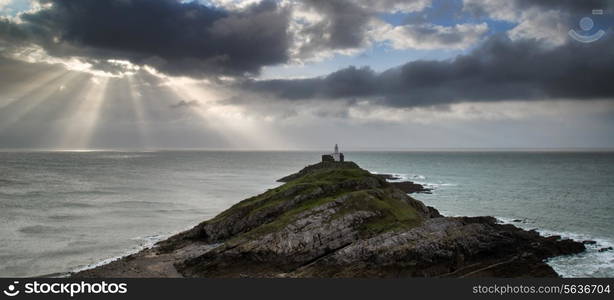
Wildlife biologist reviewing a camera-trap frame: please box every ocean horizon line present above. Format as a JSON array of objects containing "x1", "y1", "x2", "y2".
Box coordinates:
[{"x1": 1, "y1": 147, "x2": 614, "y2": 153}]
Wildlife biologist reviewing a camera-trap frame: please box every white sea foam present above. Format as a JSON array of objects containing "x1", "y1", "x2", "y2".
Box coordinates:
[
  {"x1": 371, "y1": 169, "x2": 456, "y2": 189},
  {"x1": 421, "y1": 182, "x2": 458, "y2": 188},
  {"x1": 71, "y1": 234, "x2": 166, "y2": 274},
  {"x1": 412, "y1": 175, "x2": 426, "y2": 180},
  {"x1": 496, "y1": 217, "x2": 614, "y2": 278},
  {"x1": 374, "y1": 171, "x2": 409, "y2": 182},
  {"x1": 370, "y1": 171, "x2": 428, "y2": 183},
  {"x1": 388, "y1": 174, "x2": 409, "y2": 182},
  {"x1": 538, "y1": 229, "x2": 614, "y2": 278}
]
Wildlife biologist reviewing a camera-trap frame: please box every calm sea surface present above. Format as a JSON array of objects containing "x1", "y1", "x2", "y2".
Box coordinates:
[{"x1": 0, "y1": 151, "x2": 612, "y2": 277}]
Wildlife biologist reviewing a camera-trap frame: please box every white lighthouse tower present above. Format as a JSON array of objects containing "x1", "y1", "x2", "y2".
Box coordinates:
[
  {"x1": 332, "y1": 144, "x2": 340, "y2": 161},
  {"x1": 332, "y1": 144, "x2": 344, "y2": 162}
]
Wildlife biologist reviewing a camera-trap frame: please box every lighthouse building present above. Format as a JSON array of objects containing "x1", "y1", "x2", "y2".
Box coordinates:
[{"x1": 322, "y1": 144, "x2": 344, "y2": 162}]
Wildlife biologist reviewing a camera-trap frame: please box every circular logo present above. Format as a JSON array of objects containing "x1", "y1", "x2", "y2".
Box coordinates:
[{"x1": 3, "y1": 282, "x2": 20, "y2": 297}]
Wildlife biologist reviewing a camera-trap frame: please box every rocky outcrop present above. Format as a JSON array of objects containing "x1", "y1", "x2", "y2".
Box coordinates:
[
  {"x1": 73, "y1": 161, "x2": 585, "y2": 278},
  {"x1": 389, "y1": 181, "x2": 432, "y2": 194},
  {"x1": 292, "y1": 217, "x2": 584, "y2": 278}
]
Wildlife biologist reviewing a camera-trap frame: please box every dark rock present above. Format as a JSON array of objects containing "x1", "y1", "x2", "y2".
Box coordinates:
[
  {"x1": 389, "y1": 181, "x2": 432, "y2": 194},
  {"x1": 598, "y1": 247, "x2": 613, "y2": 252},
  {"x1": 427, "y1": 206, "x2": 443, "y2": 218},
  {"x1": 375, "y1": 173, "x2": 402, "y2": 181},
  {"x1": 582, "y1": 240, "x2": 597, "y2": 245}
]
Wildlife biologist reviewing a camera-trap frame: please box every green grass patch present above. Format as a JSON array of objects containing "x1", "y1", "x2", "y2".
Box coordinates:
[
  {"x1": 230, "y1": 192, "x2": 344, "y2": 242},
  {"x1": 202, "y1": 162, "x2": 419, "y2": 243},
  {"x1": 209, "y1": 166, "x2": 373, "y2": 224},
  {"x1": 332, "y1": 189, "x2": 423, "y2": 237}
]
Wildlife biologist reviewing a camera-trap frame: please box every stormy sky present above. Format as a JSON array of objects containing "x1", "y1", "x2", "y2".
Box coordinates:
[{"x1": 1, "y1": 0, "x2": 613, "y2": 150}]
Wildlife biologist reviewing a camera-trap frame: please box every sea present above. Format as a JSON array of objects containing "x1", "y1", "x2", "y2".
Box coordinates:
[{"x1": 0, "y1": 151, "x2": 612, "y2": 277}]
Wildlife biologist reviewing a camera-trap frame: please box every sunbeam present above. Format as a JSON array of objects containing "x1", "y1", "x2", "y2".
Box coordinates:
[
  {"x1": 0, "y1": 68, "x2": 69, "y2": 109},
  {"x1": 0, "y1": 71, "x2": 79, "y2": 131},
  {"x1": 164, "y1": 79, "x2": 286, "y2": 149},
  {"x1": 58, "y1": 76, "x2": 110, "y2": 149},
  {"x1": 126, "y1": 75, "x2": 151, "y2": 148}
]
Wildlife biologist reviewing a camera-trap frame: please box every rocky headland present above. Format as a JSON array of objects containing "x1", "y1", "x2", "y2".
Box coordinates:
[{"x1": 73, "y1": 161, "x2": 584, "y2": 278}]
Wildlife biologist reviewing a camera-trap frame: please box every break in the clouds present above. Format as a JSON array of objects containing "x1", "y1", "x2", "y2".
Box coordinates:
[{"x1": 374, "y1": 22, "x2": 488, "y2": 50}]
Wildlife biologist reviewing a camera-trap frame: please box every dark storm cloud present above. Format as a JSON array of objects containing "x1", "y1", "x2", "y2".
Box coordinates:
[
  {"x1": 0, "y1": 0, "x2": 291, "y2": 77},
  {"x1": 244, "y1": 34, "x2": 614, "y2": 107},
  {"x1": 293, "y1": 0, "x2": 372, "y2": 58}
]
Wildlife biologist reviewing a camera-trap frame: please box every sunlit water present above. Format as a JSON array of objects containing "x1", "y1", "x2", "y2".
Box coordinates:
[{"x1": 0, "y1": 151, "x2": 612, "y2": 277}]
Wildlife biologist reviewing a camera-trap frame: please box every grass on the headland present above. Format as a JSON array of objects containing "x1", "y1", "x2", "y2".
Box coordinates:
[{"x1": 210, "y1": 162, "x2": 423, "y2": 241}]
